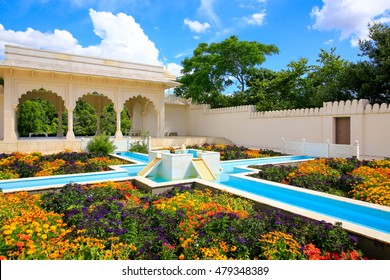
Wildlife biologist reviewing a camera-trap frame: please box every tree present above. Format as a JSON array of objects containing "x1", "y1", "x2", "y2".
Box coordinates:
[
  {"x1": 73, "y1": 100, "x2": 97, "y2": 136},
  {"x1": 17, "y1": 99, "x2": 56, "y2": 136},
  {"x1": 175, "y1": 36, "x2": 278, "y2": 107},
  {"x1": 246, "y1": 58, "x2": 311, "y2": 111},
  {"x1": 345, "y1": 23, "x2": 390, "y2": 103},
  {"x1": 306, "y1": 48, "x2": 352, "y2": 107},
  {"x1": 100, "y1": 103, "x2": 131, "y2": 135}
]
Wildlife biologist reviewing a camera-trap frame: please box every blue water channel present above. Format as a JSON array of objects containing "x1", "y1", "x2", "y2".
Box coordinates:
[{"x1": 0, "y1": 151, "x2": 389, "y2": 235}]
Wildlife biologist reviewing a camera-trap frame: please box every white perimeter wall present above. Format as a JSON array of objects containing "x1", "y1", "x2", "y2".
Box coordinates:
[
  {"x1": 179, "y1": 99, "x2": 390, "y2": 157},
  {"x1": 165, "y1": 104, "x2": 189, "y2": 136}
]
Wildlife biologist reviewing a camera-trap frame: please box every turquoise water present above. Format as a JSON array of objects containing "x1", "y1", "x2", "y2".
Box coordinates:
[
  {"x1": 115, "y1": 151, "x2": 149, "y2": 163},
  {"x1": 225, "y1": 176, "x2": 390, "y2": 234}
]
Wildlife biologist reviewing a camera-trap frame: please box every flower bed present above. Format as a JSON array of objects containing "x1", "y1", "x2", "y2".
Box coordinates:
[
  {"x1": 185, "y1": 144, "x2": 283, "y2": 161},
  {"x1": 249, "y1": 158, "x2": 390, "y2": 207},
  {"x1": 0, "y1": 181, "x2": 364, "y2": 260},
  {"x1": 0, "y1": 151, "x2": 128, "y2": 179}
]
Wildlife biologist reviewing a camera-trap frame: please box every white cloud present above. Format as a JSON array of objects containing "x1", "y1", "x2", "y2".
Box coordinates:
[
  {"x1": 0, "y1": 9, "x2": 161, "y2": 65},
  {"x1": 198, "y1": 0, "x2": 221, "y2": 27},
  {"x1": 87, "y1": 9, "x2": 160, "y2": 64},
  {"x1": 166, "y1": 62, "x2": 183, "y2": 77},
  {"x1": 184, "y1": 18, "x2": 211, "y2": 33},
  {"x1": 0, "y1": 24, "x2": 81, "y2": 55},
  {"x1": 324, "y1": 39, "x2": 334, "y2": 45},
  {"x1": 311, "y1": 0, "x2": 390, "y2": 45},
  {"x1": 243, "y1": 12, "x2": 266, "y2": 26},
  {"x1": 193, "y1": 35, "x2": 200, "y2": 40}
]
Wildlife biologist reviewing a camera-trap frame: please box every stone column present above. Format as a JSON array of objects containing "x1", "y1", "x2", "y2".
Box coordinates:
[
  {"x1": 2, "y1": 72, "x2": 18, "y2": 141},
  {"x1": 12, "y1": 104, "x2": 19, "y2": 139},
  {"x1": 57, "y1": 110, "x2": 64, "y2": 137},
  {"x1": 115, "y1": 108, "x2": 123, "y2": 140},
  {"x1": 142, "y1": 109, "x2": 147, "y2": 134},
  {"x1": 66, "y1": 106, "x2": 75, "y2": 140}
]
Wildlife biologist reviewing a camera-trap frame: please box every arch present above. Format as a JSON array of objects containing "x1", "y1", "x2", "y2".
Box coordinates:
[
  {"x1": 18, "y1": 88, "x2": 65, "y2": 113},
  {"x1": 76, "y1": 92, "x2": 113, "y2": 135},
  {"x1": 124, "y1": 95, "x2": 158, "y2": 136}
]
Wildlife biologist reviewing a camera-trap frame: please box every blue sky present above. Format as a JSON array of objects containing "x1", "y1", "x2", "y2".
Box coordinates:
[{"x1": 0, "y1": 0, "x2": 389, "y2": 77}]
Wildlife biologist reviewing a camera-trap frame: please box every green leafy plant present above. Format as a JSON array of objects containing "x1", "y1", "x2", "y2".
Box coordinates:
[
  {"x1": 129, "y1": 141, "x2": 148, "y2": 154},
  {"x1": 86, "y1": 133, "x2": 116, "y2": 156},
  {"x1": 129, "y1": 131, "x2": 150, "y2": 154}
]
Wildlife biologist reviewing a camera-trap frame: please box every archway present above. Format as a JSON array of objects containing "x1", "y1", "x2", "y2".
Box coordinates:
[
  {"x1": 124, "y1": 95, "x2": 158, "y2": 136},
  {"x1": 77, "y1": 92, "x2": 130, "y2": 136}
]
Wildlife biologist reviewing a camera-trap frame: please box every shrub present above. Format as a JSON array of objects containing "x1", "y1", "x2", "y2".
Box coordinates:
[
  {"x1": 129, "y1": 141, "x2": 148, "y2": 154},
  {"x1": 86, "y1": 133, "x2": 116, "y2": 156}
]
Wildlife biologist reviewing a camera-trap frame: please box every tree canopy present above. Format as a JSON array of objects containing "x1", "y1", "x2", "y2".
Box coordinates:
[
  {"x1": 17, "y1": 99, "x2": 58, "y2": 136},
  {"x1": 175, "y1": 35, "x2": 278, "y2": 107},
  {"x1": 174, "y1": 23, "x2": 389, "y2": 110},
  {"x1": 347, "y1": 23, "x2": 390, "y2": 103},
  {"x1": 17, "y1": 99, "x2": 131, "y2": 137}
]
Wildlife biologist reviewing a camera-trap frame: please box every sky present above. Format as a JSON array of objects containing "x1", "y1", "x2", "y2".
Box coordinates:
[{"x1": 0, "y1": 0, "x2": 389, "y2": 77}]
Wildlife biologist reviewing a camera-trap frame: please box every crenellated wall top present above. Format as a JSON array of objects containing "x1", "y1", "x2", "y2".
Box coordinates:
[
  {"x1": 204, "y1": 105, "x2": 256, "y2": 114},
  {"x1": 164, "y1": 94, "x2": 191, "y2": 105},
  {"x1": 248, "y1": 99, "x2": 390, "y2": 118},
  {"x1": 190, "y1": 103, "x2": 256, "y2": 114}
]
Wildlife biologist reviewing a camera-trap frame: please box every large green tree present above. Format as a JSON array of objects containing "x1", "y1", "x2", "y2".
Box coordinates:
[
  {"x1": 345, "y1": 23, "x2": 390, "y2": 103},
  {"x1": 100, "y1": 103, "x2": 131, "y2": 135},
  {"x1": 17, "y1": 99, "x2": 57, "y2": 136},
  {"x1": 175, "y1": 35, "x2": 278, "y2": 107},
  {"x1": 245, "y1": 58, "x2": 312, "y2": 111},
  {"x1": 73, "y1": 100, "x2": 97, "y2": 136},
  {"x1": 306, "y1": 48, "x2": 352, "y2": 107}
]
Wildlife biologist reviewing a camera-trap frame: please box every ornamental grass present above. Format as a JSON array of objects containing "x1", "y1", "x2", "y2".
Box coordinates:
[{"x1": 0, "y1": 181, "x2": 364, "y2": 260}]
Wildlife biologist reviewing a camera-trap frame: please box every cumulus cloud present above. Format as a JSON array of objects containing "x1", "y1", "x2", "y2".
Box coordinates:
[
  {"x1": 166, "y1": 62, "x2": 183, "y2": 77},
  {"x1": 311, "y1": 0, "x2": 390, "y2": 45},
  {"x1": 0, "y1": 9, "x2": 160, "y2": 65},
  {"x1": 184, "y1": 18, "x2": 211, "y2": 33},
  {"x1": 86, "y1": 9, "x2": 160, "y2": 64},
  {"x1": 0, "y1": 24, "x2": 82, "y2": 55},
  {"x1": 243, "y1": 12, "x2": 266, "y2": 26}
]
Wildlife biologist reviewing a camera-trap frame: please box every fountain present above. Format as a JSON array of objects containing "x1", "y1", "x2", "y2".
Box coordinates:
[{"x1": 137, "y1": 147, "x2": 220, "y2": 181}]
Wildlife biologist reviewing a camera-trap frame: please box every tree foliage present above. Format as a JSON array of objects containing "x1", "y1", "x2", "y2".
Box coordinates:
[
  {"x1": 347, "y1": 23, "x2": 390, "y2": 103},
  {"x1": 175, "y1": 35, "x2": 278, "y2": 107},
  {"x1": 74, "y1": 100, "x2": 97, "y2": 136},
  {"x1": 17, "y1": 99, "x2": 58, "y2": 136},
  {"x1": 17, "y1": 99, "x2": 131, "y2": 137},
  {"x1": 175, "y1": 23, "x2": 389, "y2": 110},
  {"x1": 100, "y1": 103, "x2": 131, "y2": 136}
]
